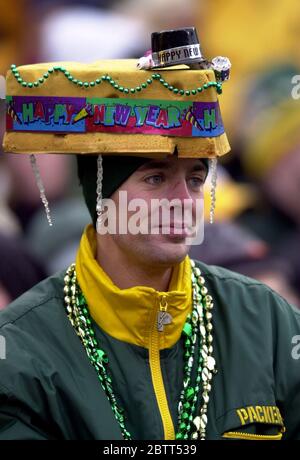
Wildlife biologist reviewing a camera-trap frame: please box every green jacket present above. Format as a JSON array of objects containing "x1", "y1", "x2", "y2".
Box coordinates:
[{"x1": 0, "y1": 261, "x2": 300, "y2": 440}]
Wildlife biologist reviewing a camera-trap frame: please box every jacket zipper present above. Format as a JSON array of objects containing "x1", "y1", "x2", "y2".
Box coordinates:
[
  {"x1": 222, "y1": 430, "x2": 284, "y2": 440},
  {"x1": 148, "y1": 294, "x2": 175, "y2": 440}
]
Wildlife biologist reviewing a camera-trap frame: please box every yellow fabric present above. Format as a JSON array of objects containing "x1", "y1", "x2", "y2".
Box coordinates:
[
  {"x1": 75, "y1": 224, "x2": 192, "y2": 350},
  {"x1": 75, "y1": 224, "x2": 193, "y2": 439},
  {"x1": 3, "y1": 59, "x2": 230, "y2": 158}
]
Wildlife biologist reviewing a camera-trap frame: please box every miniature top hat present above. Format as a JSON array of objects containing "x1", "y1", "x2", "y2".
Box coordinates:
[{"x1": 151, "y1": 27, "x2": 205, "y2": 68}]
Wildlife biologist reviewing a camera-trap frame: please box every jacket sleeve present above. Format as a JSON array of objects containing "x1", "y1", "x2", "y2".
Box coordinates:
[
  {"x1": 0, "y1": 384, "x2": 55, "y2": 440},
  {"x1": 271, "y1": 292, "x2": 300, "y2": 439}
]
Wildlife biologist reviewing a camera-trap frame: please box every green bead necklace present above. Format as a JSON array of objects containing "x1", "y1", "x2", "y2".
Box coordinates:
[
  {"x1": 63, "y1": 260, "x2": 216, "y2": 440},
  {"x1": 10, "y1": 64, "x2": 223, "y2": 95}
]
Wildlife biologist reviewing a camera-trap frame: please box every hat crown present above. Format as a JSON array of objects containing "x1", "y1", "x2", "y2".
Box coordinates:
[{"x1": 151, "y1": 27, "x2": 199, "y2": 52}]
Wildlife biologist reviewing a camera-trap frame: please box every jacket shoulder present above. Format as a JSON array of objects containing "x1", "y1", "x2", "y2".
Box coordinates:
[
  {"x1": 193, "y1": 259, "x2": 263, "y2": 286},
  {"x1": 192, "y1": 258, "x2": 300, "y2": 318},
  {"x1": 0, "y1": 270, "x2": 66, "y2": 329}
]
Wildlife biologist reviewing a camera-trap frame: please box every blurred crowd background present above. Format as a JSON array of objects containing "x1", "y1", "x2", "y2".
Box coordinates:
[{"x1": 0, "y1": 0, "x2": 300, "y2": 309}]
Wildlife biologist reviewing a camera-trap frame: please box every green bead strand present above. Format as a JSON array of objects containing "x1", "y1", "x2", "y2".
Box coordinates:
[
  {"x1": 64, "y1": 261, "x2": 214, "y2": 441},
  {"x1": 10, "y1": 64, "x2": 222, "y2": 97}
]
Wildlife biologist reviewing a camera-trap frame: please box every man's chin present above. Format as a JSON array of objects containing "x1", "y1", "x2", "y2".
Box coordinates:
[{"x1": 146, "y1": 238, "x2": 190, "y2": 264}]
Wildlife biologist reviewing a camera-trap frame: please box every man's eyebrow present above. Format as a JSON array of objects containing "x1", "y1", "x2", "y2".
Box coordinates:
[
  {"x1": 190, "y1": 162, "x2": 207, "y2": 173},
  {"x1": 137, "y1": 161, "x2": 172, "y2": 172},
  {"x1": 137, "y1": 159, "x2": 207, "y2": 173}
]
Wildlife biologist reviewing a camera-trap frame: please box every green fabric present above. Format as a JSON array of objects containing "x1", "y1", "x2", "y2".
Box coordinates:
[
  {"x1": 77, "y1": 155, "x2": 209, "y2": 227},
  {"x1": 0, "y1": 261, "x2": 300, "y2": 439}
]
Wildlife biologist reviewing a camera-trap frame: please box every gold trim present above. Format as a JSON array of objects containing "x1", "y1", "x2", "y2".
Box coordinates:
[
  {"x1": 222, "y1": 430, "x2": 283, "y2": 441},
  {"x1": 148, "y1": 295, "x2": 175, "y2": 440}
]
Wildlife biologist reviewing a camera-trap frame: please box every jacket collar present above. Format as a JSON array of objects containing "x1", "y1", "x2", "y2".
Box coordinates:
[{"x1": 76, "y1": 225, "x2": 192, "y2": 349}]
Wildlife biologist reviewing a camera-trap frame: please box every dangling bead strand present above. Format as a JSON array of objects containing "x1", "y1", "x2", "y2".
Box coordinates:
[
  {"x1": 96, "y1": 154, "x2": 106, "y2": 233},
  {"x1": 30, "y1": 154, "x2": 53, "y2": 226},
  {"x1": 209, "y1": 158, "x2": 218, "y2": 224}
]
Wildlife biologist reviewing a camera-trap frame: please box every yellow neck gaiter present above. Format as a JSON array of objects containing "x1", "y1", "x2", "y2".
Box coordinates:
[{"x1": 75, "y1": 224, "x2": 192, "y2": 350}]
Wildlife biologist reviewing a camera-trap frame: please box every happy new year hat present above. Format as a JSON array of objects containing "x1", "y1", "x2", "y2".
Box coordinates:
[
  {"x1": 2, "y1": 27, "x2": 231, "y2": 159},
  {"x1": 151, "y1": 27, "x2": 206, "y2": 69},
  {"x1": 2, "y1": 27, "x2": 231, "y2": 227}
]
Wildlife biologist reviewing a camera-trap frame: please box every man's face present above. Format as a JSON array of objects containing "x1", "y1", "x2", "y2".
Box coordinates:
[{"x1": 100, "y1": 156, "x2": 207, "y2": 267}]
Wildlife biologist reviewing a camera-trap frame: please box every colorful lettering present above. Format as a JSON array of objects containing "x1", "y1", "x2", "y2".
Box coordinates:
[
  {"x1": 54, "y1": 104, "x2": 67, "y2": 124},
  {"x1": 104, "y1": 106, "x2": 115, "y2": 126},
  {"x1": 22, "y1": 103, "x2": 34, "y2": 123},
  {"x1": 34, "y1": 101, "x2": 45, "y2": 120},
  {"x1": 65, "y1": 104, "x2": 75, "y2": 123},
  {"x1": 204, "y1": 109, "x2": 216, "y2": 130},
  {"x1": 146, "y1": 106, "x2": 159, "y2": 126},
  {"x1": 44, "y1": 106, "x2": 54, "y2": 124},
  {"x1": 168, "y1": 107, "x2": 181, "y2": 128},
  {"x1": 8, "y1": 96, "x2": 224, "y2": 138},
  {"x1": 134, "y1": 106, "x2": 148, "y2": 127},
  {"x1": 93, "y1": 104, "x2": 105, "y2": 124},
  {"x1": 115, "y1": 104, "x2": 131, "y2": 126},
  {"x1": 155, "y1": 109, "x2": 169, "y2": 128}
]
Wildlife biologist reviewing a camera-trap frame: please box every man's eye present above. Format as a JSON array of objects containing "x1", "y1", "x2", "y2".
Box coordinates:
[
  {"x1": 145, "y1": 174, "x2": 164, "y2": 185},
  {"x1": 188, "y1": 177, "x2": 204, "y2": 188}
]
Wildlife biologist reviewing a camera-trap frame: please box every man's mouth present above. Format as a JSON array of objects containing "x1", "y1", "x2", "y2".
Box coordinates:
[{"x1": 157, "y1": 223, "x2": 195, "y2": 237}]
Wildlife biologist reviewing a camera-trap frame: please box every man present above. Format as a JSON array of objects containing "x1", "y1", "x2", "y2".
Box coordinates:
[{"x1": 1, "y1": 28, "x2": 300, "y2": 440}]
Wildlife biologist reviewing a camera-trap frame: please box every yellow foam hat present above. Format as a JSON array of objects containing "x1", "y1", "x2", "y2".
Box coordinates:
[{"x1": 3, "y1": 59, "x2": 230, "y2": 158}]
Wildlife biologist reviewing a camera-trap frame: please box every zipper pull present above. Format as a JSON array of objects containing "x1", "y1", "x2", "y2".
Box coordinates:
[{"x1": 157, "y1": 294, "x2": 173, "y2": 332}]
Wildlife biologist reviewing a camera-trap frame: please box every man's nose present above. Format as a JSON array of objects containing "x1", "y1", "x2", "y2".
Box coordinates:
[{"x1": 166, "y1": 178, "x2": 192, "y2": 201}]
